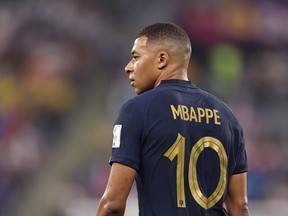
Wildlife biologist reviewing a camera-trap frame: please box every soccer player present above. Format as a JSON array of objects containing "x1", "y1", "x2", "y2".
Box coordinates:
[{"x1": 96, "y1": 23, "x2": 250, "y2": 216}]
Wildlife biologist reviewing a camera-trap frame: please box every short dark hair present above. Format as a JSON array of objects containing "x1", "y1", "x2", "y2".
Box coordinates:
[{"x1": 137, "y1": 22, "x2": 191, "y2": 44}]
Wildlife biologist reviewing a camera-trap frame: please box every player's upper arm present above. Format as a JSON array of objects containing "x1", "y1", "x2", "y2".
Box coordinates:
[
  {"x1": 225, "y1": 172, "x2": 250, "y2": 216},
  {"x1": 96, "y1": 163, "x2": 136, "y2": 216}
]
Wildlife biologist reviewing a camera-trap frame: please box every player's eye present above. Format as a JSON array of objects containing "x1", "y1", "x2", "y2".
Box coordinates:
[{"x1": 133, "y1": 55, "x2": 139, "y2": 60}]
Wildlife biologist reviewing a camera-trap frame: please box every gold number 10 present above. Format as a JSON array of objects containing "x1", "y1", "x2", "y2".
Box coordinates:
[{"x1": 164, "y1": 133, "x2": 228, "y2": 210}]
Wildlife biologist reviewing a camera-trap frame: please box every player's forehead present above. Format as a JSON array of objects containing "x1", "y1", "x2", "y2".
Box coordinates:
[{"x1": 131, "y1": 36, "x2": 150, "y2": 54}]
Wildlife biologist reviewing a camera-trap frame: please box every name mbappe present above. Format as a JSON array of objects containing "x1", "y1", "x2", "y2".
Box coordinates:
[{"x1": 170, "y1": 105, "x2": 221, "y2": 125}]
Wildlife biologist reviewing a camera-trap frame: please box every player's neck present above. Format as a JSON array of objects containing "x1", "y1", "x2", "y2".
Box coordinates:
[{"x1": 154, "y1": 68, "x2": 188, "y2": 87}]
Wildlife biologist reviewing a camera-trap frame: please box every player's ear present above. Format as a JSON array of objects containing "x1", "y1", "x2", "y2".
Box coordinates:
[{"x1": 157, "y1": 51, "x2": 169, "y2": 70}]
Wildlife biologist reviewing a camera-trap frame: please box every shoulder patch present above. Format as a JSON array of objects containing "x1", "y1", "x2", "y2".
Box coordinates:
[{"x1": 112, "y1": 125, "x2": 122, "y2": 148}]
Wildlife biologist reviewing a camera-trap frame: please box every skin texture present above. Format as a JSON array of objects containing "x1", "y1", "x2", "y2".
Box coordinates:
[
  {"x1": 96, "y1": 35, "x2": 249, "y2": 216},
  {"x1": 96, "y1": 163, "x2": 136, "y2": 216},
  {"x1": 225, "y1": 173, "x2": 250, "y2": 216}
]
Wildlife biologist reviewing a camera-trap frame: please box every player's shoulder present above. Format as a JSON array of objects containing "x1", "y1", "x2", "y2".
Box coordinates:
[
  {"x1": 124, "y1": 87, "x2": 163, "y2": 106},
  {"x1": 198, "y1": 89, "x2": 240, "y2": 123},
  {"x1": 198, "y1": 88, "x2": 230, "y2": 110},
  {"x1": 119, "y1": 86, "x2": 167, "y2": 113}
]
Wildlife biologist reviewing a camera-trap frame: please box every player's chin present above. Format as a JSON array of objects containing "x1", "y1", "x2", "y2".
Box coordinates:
[
  {"x1": 134, "y1": 86, "x2": 144, "y2": 95},
  {"x1": 135, "y1": 87, "x2": 152, "y2": 95},
  {"x1": 135, "y1": 88, "x2": 142, "y2": 95}
]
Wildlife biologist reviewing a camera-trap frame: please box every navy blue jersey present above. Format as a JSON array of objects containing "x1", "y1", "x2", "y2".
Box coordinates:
[{"x1": 110, "y1": 80, "x2": 248, "y2": 216}]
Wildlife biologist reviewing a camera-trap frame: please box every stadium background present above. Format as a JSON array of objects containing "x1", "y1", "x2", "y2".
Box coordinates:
[{"x1": 0, "y1": 0, "x2": 287, "y2": 215}]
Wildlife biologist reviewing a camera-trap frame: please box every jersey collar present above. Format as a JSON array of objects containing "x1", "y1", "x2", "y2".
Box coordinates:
[{"x1": 159, "y1": 79, "x2": 195, "y2": 87}]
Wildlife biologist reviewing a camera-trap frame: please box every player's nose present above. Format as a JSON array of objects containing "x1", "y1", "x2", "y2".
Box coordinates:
[{"x1": 125, "y1": 60, "x2": 133, "y2": 74}]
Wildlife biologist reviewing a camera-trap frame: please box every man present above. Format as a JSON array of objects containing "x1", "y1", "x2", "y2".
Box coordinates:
[{"x1": 96, "y1": 23, "x2": 249, "y2": 216}]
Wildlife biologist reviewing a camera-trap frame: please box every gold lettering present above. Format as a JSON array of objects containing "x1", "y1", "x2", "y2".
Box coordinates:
[
  {"x1": 164, "y1": 134, "x2": 228, "y2": 209},
  {"x1": 205, "y1": 108, "x2": 214, "y2": 124},
  {"x1": 170, "y1": 105, "x2": 183, "y2": 120},
  {"x1": 213, "y1": 109, "x2": 221, "y2": 125},
  {"x1": 189, "y1": 107, "x2": 198, "y2": 122},
  {"x1": 171, "y1": 105, "x2": 221, "y2": 125},
  {"x1": 197, "y1": 108, "x2": 205, "y2": 123},
  {"x1": 189, "y1": 136, "x2": 227, "y2": 209},
  {"x1": 181, "y1": 105, "x2": 189, "y2": 121}
]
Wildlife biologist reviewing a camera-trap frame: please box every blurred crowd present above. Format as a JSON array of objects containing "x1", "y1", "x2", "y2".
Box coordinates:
[{"x1": 0, "y1": 0, "x2": 287, "y2": 215}]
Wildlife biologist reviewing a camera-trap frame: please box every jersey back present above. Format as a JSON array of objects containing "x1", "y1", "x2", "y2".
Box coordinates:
[{"x1": 110, "y1": 80, "x2": 248, "y2": 216}]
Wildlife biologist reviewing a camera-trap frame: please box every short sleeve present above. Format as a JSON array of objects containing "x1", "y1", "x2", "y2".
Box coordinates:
[
  {"x1": 109, "y1": 99, "x2": 143, "y2": 172},
  {"x1": 233, "y1": 126, "x2": 248, "y2": 174}
]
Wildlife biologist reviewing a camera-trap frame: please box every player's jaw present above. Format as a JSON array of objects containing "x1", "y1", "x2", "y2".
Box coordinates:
[
  {"x1": 131, "y1": 80, "x2": 143, "y2": 95},
  {"x1": 132, "y1": 78, "x2": 156, "y2": 95}
]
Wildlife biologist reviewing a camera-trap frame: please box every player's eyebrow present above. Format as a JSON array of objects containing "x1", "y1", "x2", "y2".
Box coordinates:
[{"x1": 131, "y1": 50, "x2": 138, "y2": 56}]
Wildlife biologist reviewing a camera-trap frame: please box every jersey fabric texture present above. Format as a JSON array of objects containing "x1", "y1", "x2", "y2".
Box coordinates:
[{"x1": 109, "y1": 79, "x2": 248, "y2": 216}]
